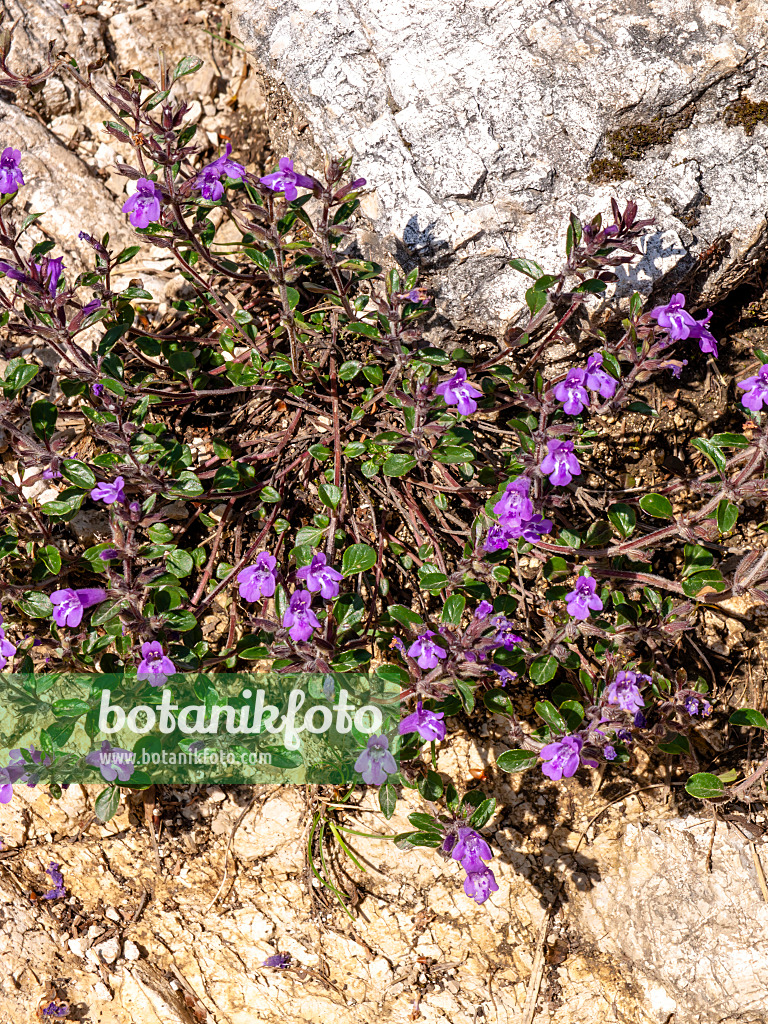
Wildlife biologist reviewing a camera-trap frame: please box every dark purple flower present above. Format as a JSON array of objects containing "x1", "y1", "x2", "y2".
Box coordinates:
[
  {"x1": 353, "y1": 734, "x2": 397, "y2": 785},
  {"x1": 122, "y1": 178, "x2": 162, "y2": 229},
  {"x1": 584, "y1": 352, "x2": 617, "y2": 398},
  {"x1": 32, "y1": 256, "x2": 64, "y2": 296},
  {"x1": 99, "y1": 548, "x2": 119, "y2": 560},
  {"x1": 195, "y1": 143, "x2": 247, "y2": 201},
  {"x1": 0, "y1": 626, "x2": 16, "y2": 673},
  {"x1": 451, "y1": 827, "x2": 493, "y2": 873},
  {"x1": 463, "y1": 866, "x2": 499, "y2": 904},
  {"x1": 137, "y1": 641, "x2": 176, "y2": 687},
  {"x1": 399, "y1": 700, "x2": 446, "y2": 742},
  {"x1": 683, "y1": 694, "x2": 712, "y2": 717},
  {"x1": 604, "y1": 670, "x2": 647, "y2": 713},
  {"x1": 81, "y1": 298, "x2": 102, "y2": 318},
  {"x1": 660, "y1": 358, "x2": 688, "y2": 379},
  {"x1": 0, "y1": 765, "x2": 11, "y2": 803},
  {"x1": 603, "y1": 744, "x2": 617, "y2": 761},
  {"x1": 296, "y1": 551, "x2": 343, "y2": 600},
  {"x1": 491, "y1": 615, "x2": 523, "y2": 650},
  {"x1": 475, "y1": 600, "x2": 493, "y2": 619},
  {"x1": 737, "y1": 363, "x2": 768, "y2": 412},
  {"x1": 553, "y1": 368, "x2": 589, "y2": 415},
  {"x1": 483, "y1": 522, "x2": 515, "y2": 553},
  {"x1": 0, "y1": 147, "x2": 23, "y2": 193},
  {"x1": 540, "y1": 734, "x2": 583, "y2": 780},
  {"x1": 43, "y1": 862, "x2": 66, "y2": 900},
  {"x1": 435, "y1": 368, "x2": 483, "y2": 416},
  {"x1": 519, "y1": 513, "x2": 553, "y2": 543},
  {"x1": 90, "y1": 475, "x2": 126, "y2": 505},
  {"x1": 50, "y1": 588, "x2": 106, "y2": 628},
  {"x1": 260, "y1": 158, "x2": 315, "y2": 201},
  {"x1": 39, "y1": 1001, "x2": 70, "y2": 1018},
  {"x1": 689, "y1": 310, "x2": 718, "y2": 357},
  {"x1": 263, "y1": 954, "x2": 291, "y2": 969},
  {"x1": 540, "y1": 439, "x2": 581, "y2": 487},
  {"x1": 408, "y1": 629, "x2": 447, "y2": 670},
  {"x1": 238, "y1": 552, "x2": 278, "y2": 602},
  {"x1": 85, "y1": 739, "x2": 135, "y2": 782},
  {"x1": 649, "y1": 293, "x2": 698, "y2": 341},
  {"x1": 282, "y1": 589, "x2": 320, "y2": 642},
  {"x1": 565, "y1": 576, "x2": 603, "y2": 621},
  {"x1": 92, "y1": 382, "x2": 104, "y2": 397}
]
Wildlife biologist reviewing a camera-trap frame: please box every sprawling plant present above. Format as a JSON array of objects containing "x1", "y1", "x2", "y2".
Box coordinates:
[{"x1": 0, "y1": 31, "x2": 766, "y2": 907}]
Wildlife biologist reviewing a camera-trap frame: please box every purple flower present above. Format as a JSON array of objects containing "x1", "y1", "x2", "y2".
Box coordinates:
[
  {"x1": 137, "y1": 641, "x2": 176, "y2": 687},
  {"x1": 90, "y1": 475, "x2": 126, "y2": 505},
  {"x1": 390, "y1": 636, "x2": 406, "y2": 655},
  {"x1": 540, "y1": 734, "x2": 583, "y2": 780},
  {"x1": 39, "y1": 1001, "x2": 70, "y2": 1018},
  {"x1": 491, "y1": 615, "x2": 523, "y2": 650},
  {"x1": 296, "y1": 551, "x2": 343, "y2": 600},
  {"x1": 565, "y1": 576, "x2": 603, "y2": 621},
  {"x1": 553, "y1": 368, "x2": 590, "y2": 415},
  {"x1": 584, "y1": 352, "x2": 617, "y2": 398},
  {"x1": 649, "y1": 293, "x2": 698, "y2": 340},
  {"x1": 43, "y1": 862, "x2": 66, "y2": 900},
  {"x1": 50, "y1": 588, "x2": 106, "y2": 628},
  {"x1": 32, "y1": 256, "x2": 64, "y2": 296},
  {"x1": 0, "y1": 628, "x2": 16, "y2": 672},
  {"x1": 238, "y1": 552, "x2": 278, "y2": 602},
  {"x1": 99, "y1": 548, "x2": 119, "y2": 560},
  {"x1": 475, "y1": 600, "x2": 493, "y2": 619},
  {"x1": 282, "y1": 589, "x2": 320, "y2": 642},
  {"x1": 195, "y1": 143, "x2": 247, "y2": 201},
  {"x1": 683, "y1": 694, "x2": 712, "y2": 717},
  {"x1": 92, "y1": 382, "x2": 104, "y2": 397},
  {"x1": 399, "y1": 700, "x2": 446, "y2": 742},
  {"x1": 0, "y1": 766, "x2": 12, "y2": 803},
  {"x1": 493, "y1": 477, "x2": 534, "y2": 528},
  {"x1": 604, "y1": 670, "x2": 647, "y2": 713},
  {"x1": 463, "y1": 866, "x2": 499, "y2": 905},
  {"x1": 260, "y1": 158, "x2": 315, "y2": 202},
  {"x1": 122, "y1": 178, "x2": 162, "y2": 229},
  {"x1": 519, "y1": 513, "x2": 553, "y2": 543},
  {"x1": 0, "y1": 147, "x2": 23, "y2": 193},
  {"x1": 539, "y1": 439, "x2": 581, "y2": 487},
  {"x1": 483, "y1": 522, "x2": 515, "y2": 552},
  {"x1": 737, "y1": 363, "x2": 768, "y2": 412},
  {"x1": 689, "y1": 310, "x2": 718, "y2": 357},
  {"x1": 263, "y1": 954, "x2": 291, "y2": 969},
  {"x1": 85, "y1": 740, "x2": 135, "y2": 782},
  {"x1": 408, "y1": 629, "x2": 447, "y2": 670},
  {"x1": 6, "y1": 746, "x2": 50, "y2": 787},
  {"x1": 603, "y1": 744, "x2": 617, "y2": 761},
  {"x1": 435, "y1": 368, "x2": 483, "y2": 416},
  {"x1": 353, "y1": 734, "x2": 397, "y2": 785},
  {"x1": 451, "y1": 827, "x2": 493, "y2": 873}
]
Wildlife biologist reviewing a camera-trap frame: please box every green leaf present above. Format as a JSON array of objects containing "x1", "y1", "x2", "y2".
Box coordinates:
[
  {"x1": 167, "y1": 549, "x2": 194, "y2": 577},
  {"x1": 525, "y1": 285, "x2": 548, "y2": 315},
  {"x1": 716, "y1": 499, "x2": 739, "y2": 534},
  {"x1": 710, "y1": 432, "x2": 751, "y2": 449},
  {"x1": 379, "y1": 783, "x2": 397, "y2": 819},
  {"x1": 509, "y1": 258, "x2": 544, "y2": 279},
  {"x1": 318, "y1": 483, "x2": 342, "y2": 509},
  {"x1": 383, "y1": 453, "x2": 417, "y2": 477},
  {"x1": 387, "y1": 604, "x2": 424, "y2": 628},
  {"x1": 168, "y1": 350, "x2": 196, "y2": 374},
  {"x1": 497, "y1": 749, "x2": 540, "y2": 773},
  {"x1": 30, "y1": 400, "x2": 57, "y2": 441},
  {"x1": 432, "y1": 445, "x2": 475, "y2": 465},
  {"x1": 3, "y1": 359, "x2": 38, "y2": 393},
  {"x1": 285, "y1": 286, "x2": 300, "y2": 310},
  {"x1": 535, "y1": 699, "x2": 566, "y2": 733},
  {"x1": 295, "y1": 526, "x2": 325, "y2": 547},
  {"x1": 115, "y1": 245, "x2": 141, "y2": 264},
  {"x1": 681, "y1": 569, "x2": 726, "y2": 597},
  {"x1": 418, "y1": 572, "x2": 448, "y2": 590},
  {"x1": 483, "y1": 688, "x2": 515, "y2": 716},
  {"x1": 37, "y1": 544, "x2": 61, "y2": 575},
  {"x1": 682, "y1": 544, "x2": 714, "y2": 578},
  {"x1": 212, "y1": 465, "x2": 241, "y2": 491},
  {"x1": 363, "y1": 365, "x2": 384, "y2": 387},
  {"x1": 685, "y1": 772, "x2": 726, "y2": 800},
  {"x1": 529, "y1": 656, "x2": 558, "y2": 685},
  {"x1": 174, "y1": 55, "x2": 204, "y2": 79},
  {"x1": 94, "y1": 786, "x2": 120, "y2": 823},
  {"x1": 639, "y1": 493, "x2": 673, "y2": 519},
  {"x1": 607, "y1": 502, "x2": 636, "y2": 538},
  {"x1": 16, "y1": 591, "x2": 53, "y2": 618},
  {"x1": 338, "y1": 360, "x2": 362, "y2": 381},
  {"x1": 52, "y1": 698, "x2": 91, "y2": 717},
  {"x1": 417, "y1": 770, "x2": 444, "y2": 801},
  {"x1": 260, "y1": 485, "x2": 281, "y2": 504},
  {"x1": 575, "y1": 278, "x2": 608, "y2": 293},
  {"x1": 163, "y1": 610, "x2": 198, "y2": 632},
  {"x1": 441, "y1": 594, "x2": 466, "y2": 626},
  {"x1": 729, "y1": 709, "x2": 768, "y2": 729},
  {"x1": 469, "y1": 797, "x2": 496, "y2": 829},
  {"x1": 691, "y1": 438, "x2": 726, "y2": 475},
  {"x1": 61, "y1": 460, "x2": 96, "y2": 490},
  {"x1": 342, "y1": 543, "x2": 377, "y2": 576}
]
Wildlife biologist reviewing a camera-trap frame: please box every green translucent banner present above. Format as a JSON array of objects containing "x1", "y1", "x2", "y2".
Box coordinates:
[{"x1": 0, "y1": 672, "x2": 401, "y2": 787}]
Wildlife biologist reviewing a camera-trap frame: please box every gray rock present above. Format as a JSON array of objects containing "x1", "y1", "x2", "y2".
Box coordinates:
[
  {"x1": 230, "y1": 0, "x2": 768, "y2": 339},
  {"x1": 576, "y1": 816, "x2": 768, "y2": 1024}
]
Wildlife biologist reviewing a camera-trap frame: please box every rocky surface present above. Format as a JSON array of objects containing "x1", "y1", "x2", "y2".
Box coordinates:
[{"x1": 230, "y1": 0, "x2": 768, "y2": 341}]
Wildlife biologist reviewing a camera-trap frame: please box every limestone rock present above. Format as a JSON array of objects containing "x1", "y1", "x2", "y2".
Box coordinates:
[
  {"x1": 576, "y1": 816, "x2": 768, "y2": 1024},
  {"x1": 230, "y1": 0, "x2": 768, "y2": 340}
]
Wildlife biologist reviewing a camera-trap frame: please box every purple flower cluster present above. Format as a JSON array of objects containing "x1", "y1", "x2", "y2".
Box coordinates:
[
  {"x1": 296, "y1": 551, "x2": 343, "y2": 599},
  {"x1": 553, "y1": 351, "x2": 618, "y2": 417},
  {"x1": 603, "y1": 670, "x2": 649, "y2": 713},
  {"x1": 649, "y1": 293, "x2": 719, "y2": 357},
  {"x1": 443, "y1": 827, "x2": 498, "y2": 905},
  {"x1": 408, "y1": 630, "x2": 447, "y2": 670},
  {"x1": 540, "y1": 734, "x2": 585, "y2": 780},
  {"x1": 282, "y1": 589, "x2": 320, "y2": 642},
  {"x1": 540, "y1": 439, "x2": 580, "y2": 487},
  {"x1": 486, "y1": 476, "x2": 552, "y2": 552},
  {"x1": 435, "y1": 368, "x2": 483, "y2": 416},
  {"x1": 91, "y1": 475, "x2": 126, "y2": 505},
  {"x1": 137, "y1": 642, "x2": 176, "y2": 687},
  {"x1": 195, "y1": 143, "x2": 246, "y2": 201},
  {"x1": 238, "y1": 552, "x2": 278, "y2": 602},
  {"x1": 354, "y1": 734, "x2": 397, "y2": 785},
  {"x1": 85, "y1": 740, "x2": 135, "y2": 782},
  {"x1": 50, "y1": 588, "x2": 106, "y2": 628},
  {"x1": 399, "y1": 700, "x2": 446, "y2": 742},
  {"x1": 737, "y1": 363, "x2": 768, "y2": 412},
  {"x1": 43, "y1": 862, "x2": 66, "y2": 900},
  {"x1": 260, "y1": 158, "x2": 315, "y2": 202}
]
